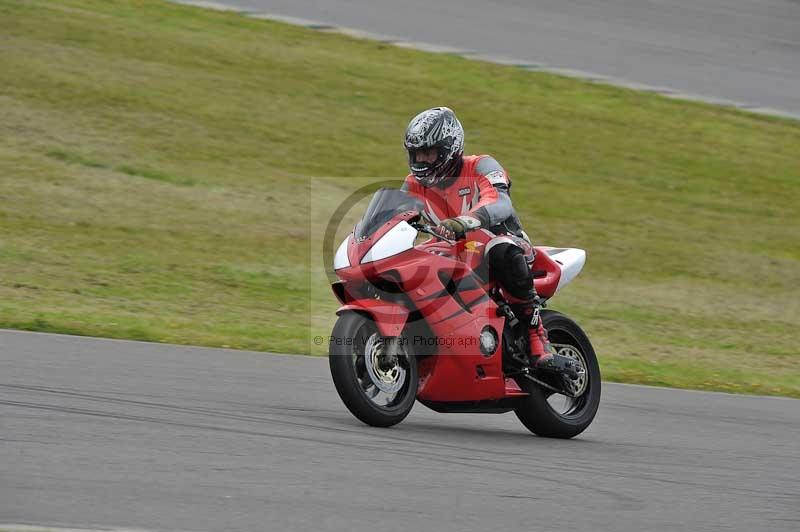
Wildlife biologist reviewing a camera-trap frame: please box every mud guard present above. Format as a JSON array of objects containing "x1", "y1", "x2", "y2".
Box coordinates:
[{"x1": 336, "y1": 299, "x2": 410, "y2": 337}]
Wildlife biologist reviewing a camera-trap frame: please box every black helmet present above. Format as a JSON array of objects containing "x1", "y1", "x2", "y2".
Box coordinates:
[{"x1": 404, "y1": 107, "x2": 464, "y2": 187}]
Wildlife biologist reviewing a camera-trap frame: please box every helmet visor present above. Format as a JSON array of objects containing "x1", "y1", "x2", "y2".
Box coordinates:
[
  {"x1": 407, "y1": 145, "x2": 450, "y2": 186},
  {"x1": 408, "y1": 147, "x2": 439, "y2": 173}
]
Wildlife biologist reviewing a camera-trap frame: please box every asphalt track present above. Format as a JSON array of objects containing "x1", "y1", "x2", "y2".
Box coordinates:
[
  {"x1": 203, "y1": 0, "x2": 800, "y2": 118},
  {"x1": 2, "y1": 330, "x2": 799, "y2": 531}
]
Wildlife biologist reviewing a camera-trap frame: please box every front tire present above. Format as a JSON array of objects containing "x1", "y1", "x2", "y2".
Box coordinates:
[
  {"x1": 514, "y1": 310, "x2": 601, "y2": 438},
  {"x1": 329, "y1": 311, "x2": 418, "y2": 427}
]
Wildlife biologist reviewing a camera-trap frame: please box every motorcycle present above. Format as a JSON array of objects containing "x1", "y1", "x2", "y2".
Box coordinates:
[{"x1": 328, "y1": 188, "x2": 600, "y2": 438}]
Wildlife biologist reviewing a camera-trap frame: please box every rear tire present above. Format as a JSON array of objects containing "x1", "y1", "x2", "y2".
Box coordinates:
[
  {"x1": 514, "y1": 310, "x2": 601, "y2": 438},
  {"x1": 329, "y1": 311, "x2": 418, "y2": 427}
]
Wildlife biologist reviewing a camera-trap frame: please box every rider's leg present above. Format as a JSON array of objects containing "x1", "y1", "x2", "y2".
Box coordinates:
[{"x1": 487, "y1": 241, "x2": 555, "y2": 367}]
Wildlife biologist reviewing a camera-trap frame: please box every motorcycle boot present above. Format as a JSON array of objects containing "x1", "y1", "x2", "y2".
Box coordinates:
[
  {"x1": 510, "y1": 295, "x2": 555, "y2": 369},
  {"x1": 510, "y1": 294, "x2": 581, "y2": 383}
]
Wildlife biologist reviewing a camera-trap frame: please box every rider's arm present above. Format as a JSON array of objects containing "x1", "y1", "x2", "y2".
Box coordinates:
[{"x1": 467, "y1": 156, "x2": 513, "y2": 227}]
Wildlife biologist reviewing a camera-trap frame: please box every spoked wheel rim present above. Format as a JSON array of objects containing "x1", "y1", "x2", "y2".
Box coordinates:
[
  {"x1": 543, "y1": 336, "x2": 591, "y2": 418},
  {"x1": 352, "y1": 326, "x2": 411, "y2": 410}
]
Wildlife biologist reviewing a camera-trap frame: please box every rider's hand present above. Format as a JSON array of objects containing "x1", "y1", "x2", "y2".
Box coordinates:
[
  {"x1": 432, "y1": 216, "x2": 482, "y2": 240},
  {"x1": 434, "y1": 218, "x2": 468, "y2": 240}
]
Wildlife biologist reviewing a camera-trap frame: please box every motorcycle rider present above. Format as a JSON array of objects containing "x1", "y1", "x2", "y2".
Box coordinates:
[{"x1": 401, "y1": 106, "x2": 559, "y2": 371}]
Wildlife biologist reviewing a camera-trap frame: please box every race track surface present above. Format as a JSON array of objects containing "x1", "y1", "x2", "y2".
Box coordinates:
[
  {"x1": 220, "y1": 0, "x2": 800, "y2": 117},
  {"x1": 2, "y1": 330, "x2": 798, "y2": 531}
]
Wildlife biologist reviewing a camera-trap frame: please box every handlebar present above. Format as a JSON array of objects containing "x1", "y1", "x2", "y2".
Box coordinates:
[{"x1": 410, "y1": 221, "x2": 457, "y2": 246}]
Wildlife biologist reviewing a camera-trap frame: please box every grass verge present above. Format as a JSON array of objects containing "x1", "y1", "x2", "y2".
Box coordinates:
[{"x1": 0, "y1": 0, "x2": 798, "y2": 396}]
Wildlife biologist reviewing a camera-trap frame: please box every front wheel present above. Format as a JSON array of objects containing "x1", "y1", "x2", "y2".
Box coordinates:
[
  {"x1": 514, "y1": 310, "x2": 601, "y2": 438},
  {"x1": 329, "y1": 311, "x2": 418, "y2": 427}
]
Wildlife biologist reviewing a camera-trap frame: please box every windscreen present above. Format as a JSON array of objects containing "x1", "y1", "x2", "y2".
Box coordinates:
[{"x1": 354, "y1": 188, "x2": 424, "y2": 239}]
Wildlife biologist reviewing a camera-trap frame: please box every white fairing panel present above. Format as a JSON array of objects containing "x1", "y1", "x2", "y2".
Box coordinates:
[
  {"x1": 552, "y1": 248, "x2": 587, "y2": 291},
  {"x1": 333, "y1": 235, "x2": 351, "y2": 270},
  {"x1": 361, "y1": 221, "x2": 417, "y2": 264}
]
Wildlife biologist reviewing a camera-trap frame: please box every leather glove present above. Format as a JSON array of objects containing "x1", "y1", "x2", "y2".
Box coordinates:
[{"x1": 433, "y1": 216, "x2": 481, "y2": 240}]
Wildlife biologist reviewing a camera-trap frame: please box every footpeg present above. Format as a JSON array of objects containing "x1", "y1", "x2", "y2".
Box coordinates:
[{"x1": 496, "y1": 303, "x2": 519, "y2": 328}]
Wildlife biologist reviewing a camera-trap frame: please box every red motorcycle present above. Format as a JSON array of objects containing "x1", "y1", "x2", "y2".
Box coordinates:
[{"x1": 328, "y1": 188, "x2": 600, "y2": 438}]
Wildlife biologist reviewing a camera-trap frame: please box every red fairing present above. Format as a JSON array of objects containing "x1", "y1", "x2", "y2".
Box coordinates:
[
  {"x1": 412, "y1": 280, "x2": 508, "y2": 402},
  {"x1": 531, "y1": 248, "x2": 563, "y2": 299},
  {"x1": 336, "y1": 299, "x2": 409, "y2": 337}
]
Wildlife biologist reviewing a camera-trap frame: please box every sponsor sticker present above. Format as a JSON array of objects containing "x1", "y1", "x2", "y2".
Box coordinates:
[
  {"x1": 464, "y1": 241, "x2": 484, "y2": 253},
  {"x1": 458, "y1": 187, "x2": 471, "y2": 197},
  {"x1": 485, "y1": 170, "x2": 507, "y2": 185}
]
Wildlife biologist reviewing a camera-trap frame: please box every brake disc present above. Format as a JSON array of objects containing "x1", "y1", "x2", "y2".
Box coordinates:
[
  {"x1": 552, "y1": 342, "x2": 588, "y2": 397},
  {"x1": 364, "y1": 334, "x2": 406, "y2": 394}
]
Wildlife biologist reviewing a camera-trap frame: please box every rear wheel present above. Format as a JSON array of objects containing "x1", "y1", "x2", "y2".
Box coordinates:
[
  {"x1": 514, "y1": 310, "x2": 601, "y2": 438},
  {"x1": 329, "y1": 311, "x2": 418, "y2": 427}
]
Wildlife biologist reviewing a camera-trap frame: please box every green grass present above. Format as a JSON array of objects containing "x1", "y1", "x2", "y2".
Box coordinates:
[{"x1": 1, "y1": 0, "x2": 798, "y2": 397}]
